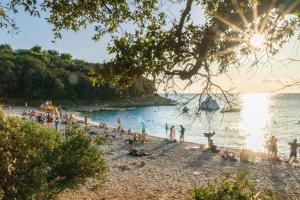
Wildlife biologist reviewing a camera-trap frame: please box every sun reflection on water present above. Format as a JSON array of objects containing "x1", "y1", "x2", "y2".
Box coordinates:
[{"x1": 239, "y1": 93, "x2": 270, "y2": 151}]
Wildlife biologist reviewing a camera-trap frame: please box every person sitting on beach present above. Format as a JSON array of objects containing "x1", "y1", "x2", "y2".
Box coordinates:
[
  {"x1": 288, "y1": 139, "x2": 299, "y2": 163},
  {"x1": 208, "y1": 138, "x2": 213, "y2": 150},
  {"x1": 112, "y1": 128, "x2": 117, "y2": 138},
  {"x1": 36, "y1": 114, "x2": 43, "y2": 123},
  {"x1": 179, "y1": 125, "x2": 185, "y2": 143},
  {"x1": 128, "y1": 139, "x2": 149, "y2": 157},
  {"x1": 133, "y1": 133, "x2": 139, "y2": 142},
  {"x1": 46, "y1": 114, "x2": 52, "y2": 127},
  {"x1": 221, "y1": 150, "x2": 237, "y2": 162},
  {"x1": 240, "y1": 149, "x2": 250, "y2": 163},
  {"x1": 99, "y1": 122, "x2": 104, "y2": 128},
  {"x1": 138, "y1": 133, "x2": 143, "y2": 143},
  {"x1": 207, "y1": 139, "x2": 219, "y2": 153},
  {"x1": 121, "y1": 128, "x2": 125, "y2": 136},
  {"x1": 30, "y1": 110, "x2": 36, "y2": 119},
  {"x1": 204, "y1": 132, "x2": 216, "y2": 145}
]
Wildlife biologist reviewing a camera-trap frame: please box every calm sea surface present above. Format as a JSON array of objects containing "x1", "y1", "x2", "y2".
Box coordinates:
[{"x1": 81, "y1": 93, "x2": 300, "y2": 156}]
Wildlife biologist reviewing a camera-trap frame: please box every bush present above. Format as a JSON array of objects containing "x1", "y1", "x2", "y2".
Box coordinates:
[
  {"x1": 94, "y1": 135, "x2": 108, "y2": 145},
  {"x1": 194, "y1": 170, "x2": 286, "y2": 200},
  {"x1": 0, "y1": 108, "x2": 107, "y2": 199}
]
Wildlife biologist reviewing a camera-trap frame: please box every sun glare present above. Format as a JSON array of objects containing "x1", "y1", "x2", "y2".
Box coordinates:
[
  {"x1": 249, "y1": 33, "x2": 266, "y2": 49},
  {"x1": 239, "y1": 93, "x2": 270, "y2": 151}
]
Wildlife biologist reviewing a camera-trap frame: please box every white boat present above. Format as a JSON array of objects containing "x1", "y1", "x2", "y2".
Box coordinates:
[{"x1": 199, "y1": 96, "x2": 220, "y2": 111}]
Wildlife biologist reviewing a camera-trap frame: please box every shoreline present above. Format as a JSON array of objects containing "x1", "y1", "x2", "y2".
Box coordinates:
[
  {"x1": 3, "y1": 105, "x2": 290, "y2": 160},
  {"x1": 1, "y1": 95, "x2": 177, "y2": 113},
  {"x1": 3, "y1": 106, "x2": 300, "y2": 199}
]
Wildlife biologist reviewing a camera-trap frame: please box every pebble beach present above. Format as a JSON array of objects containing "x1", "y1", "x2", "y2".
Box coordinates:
[
  {"x1": 4, "y1": 106, "x2": 300, "y2": 200},
  {"x1": 58, "y1": 133, "x2": 300, "y2": 200}
]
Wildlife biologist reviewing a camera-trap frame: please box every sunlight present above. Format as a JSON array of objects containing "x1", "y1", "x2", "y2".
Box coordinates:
[
  {"x1": 249, "y1": 33, "x2": 266, "y2": 49},
  {"x1": 239, "y1": 93, "x2": 270, "y2": 151}
]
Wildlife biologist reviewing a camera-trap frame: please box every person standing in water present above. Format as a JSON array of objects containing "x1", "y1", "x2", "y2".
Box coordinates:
[
  {"x1": 179, "y1": 125, "x2": 185, "y2": 143},
  {"x1": 141, "y1": 122, "x2": 146, "y2": 134},
  {"x1": 165, "y1": 123, "x2": 168, "y2": 136},
  {"x1": 272, "y1": 137, "x2": 278, "y2": 160},
  {"x1": 141, "y1": 122, "x2": 147, "y2": 143}
]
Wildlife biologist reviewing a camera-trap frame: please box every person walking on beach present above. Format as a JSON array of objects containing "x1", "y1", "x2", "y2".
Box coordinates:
[
  {"x1": 272, "y1": 137, "x2": 278, "y2": 160},
  {"x1": 117, "y1": 117, "x2": 122, "y2": 137},
  {"x1": 55, "y1": 116, "x2": 59, "y2": 131},
  {"x1": 288, "y1": 139, "x2": 299, "y2": 163},
  {"x1": 46, "y1": 113, "x2": 52, "y2": 127},
  {"x1": 170, "y1": 126, "x2": 175, "y2": 142},
  {"x1": 179, "y1": 125, "x2": 185, "y2": 143},
  {"x1": 267, "y1": 136, "x2": 275, "y2": 159}
]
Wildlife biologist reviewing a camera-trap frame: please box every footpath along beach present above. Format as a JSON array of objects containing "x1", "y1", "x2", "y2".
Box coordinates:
[{"x1": 4, "y1": 106, "x2": 300, "y2": 200}]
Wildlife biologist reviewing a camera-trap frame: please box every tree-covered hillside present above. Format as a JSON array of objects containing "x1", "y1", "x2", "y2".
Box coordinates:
[{"x1": 0, "y1": 44, "x2": 156, "y2": 101}]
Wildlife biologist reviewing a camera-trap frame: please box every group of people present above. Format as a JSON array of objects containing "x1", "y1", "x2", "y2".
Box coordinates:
[
  {"x1": 22, "y1": 105, "x2": 78, "y2": 131},
  {"x1": 166, "y1": 123, "x2": 185, "y2": 143},
  {"x1": 267, "y1": 136, "x2": 300, "y2": 163}
]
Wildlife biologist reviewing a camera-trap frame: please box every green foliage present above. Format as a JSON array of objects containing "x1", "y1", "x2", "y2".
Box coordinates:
[
  {"x1": 0, "y1": 107, "x2": 107, "y2": 199},
  {"x1": 31, "y1": 45, "x2": 42, "y2": 53},
  {"x1": 49, "y1": 127, "x2": 107, "y2": 182},
  {"x1": 2, "y1": 1, "x2": 300, "y2": 96},
  {"x1": 87, "y1": 0, "x2": 300, "y2": 90},
  {"x1": 0, "y1": 45, "x2": 157, "y2": 100},
  {"x1": 1, "y1": 1, "x2": 300, "y2": 95},
  {"x1": 194, "y1": 171, "x2": 286, "y2": 200},
  {"x1": 94, "y1": 135, "x2": 108, "y2": 146}
]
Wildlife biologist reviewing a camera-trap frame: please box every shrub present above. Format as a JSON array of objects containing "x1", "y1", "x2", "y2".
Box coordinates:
[
  {"x1": 194, "y1": 170, "x2": 286, "y2": 200},
  {"x1": 0, "y1": 108, "x2": 107, "y2": 199},
  {"x1": 94, "y1": 135, "x2": 108, "y2": 145}
]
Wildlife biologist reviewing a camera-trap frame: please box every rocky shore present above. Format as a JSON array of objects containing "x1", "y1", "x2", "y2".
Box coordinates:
[
  {"x1": 59, "y1": 133, "x2": 300, "y2": 200},
  {"x1": 5, "y1": 106, "x2": 300, "y2": 200}
]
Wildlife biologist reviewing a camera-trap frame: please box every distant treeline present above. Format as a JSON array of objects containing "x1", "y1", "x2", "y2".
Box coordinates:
[{"x1": 0, "y1": 44, "x2": 156, "y2": 100}]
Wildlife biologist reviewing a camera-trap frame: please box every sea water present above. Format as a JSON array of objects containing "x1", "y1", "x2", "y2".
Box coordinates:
[{"x1": 82, "y1": 93, "x2": 300, "y2": 156}]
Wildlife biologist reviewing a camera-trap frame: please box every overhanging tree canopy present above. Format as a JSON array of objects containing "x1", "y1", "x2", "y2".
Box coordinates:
[{"x1": 1, "y1": 0, "x2": 300, "y2": 111}]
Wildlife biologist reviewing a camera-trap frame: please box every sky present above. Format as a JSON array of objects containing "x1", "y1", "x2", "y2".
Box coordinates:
[{"x1": 1, "y1": 2, "x2": 300, "y2": 93}]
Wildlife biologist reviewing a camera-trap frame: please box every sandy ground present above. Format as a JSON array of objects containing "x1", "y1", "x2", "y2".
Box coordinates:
[
  {"x1": 58, "y1": 134, "x2": 300, "y2": 200},
  {"x1": 4, "y1": 106, "x2": 300, "y2": 200}
]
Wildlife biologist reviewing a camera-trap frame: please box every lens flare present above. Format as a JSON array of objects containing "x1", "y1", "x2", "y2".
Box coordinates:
[{"x1": 250, "y1": 34, "x2": 266, "y2": 48}]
